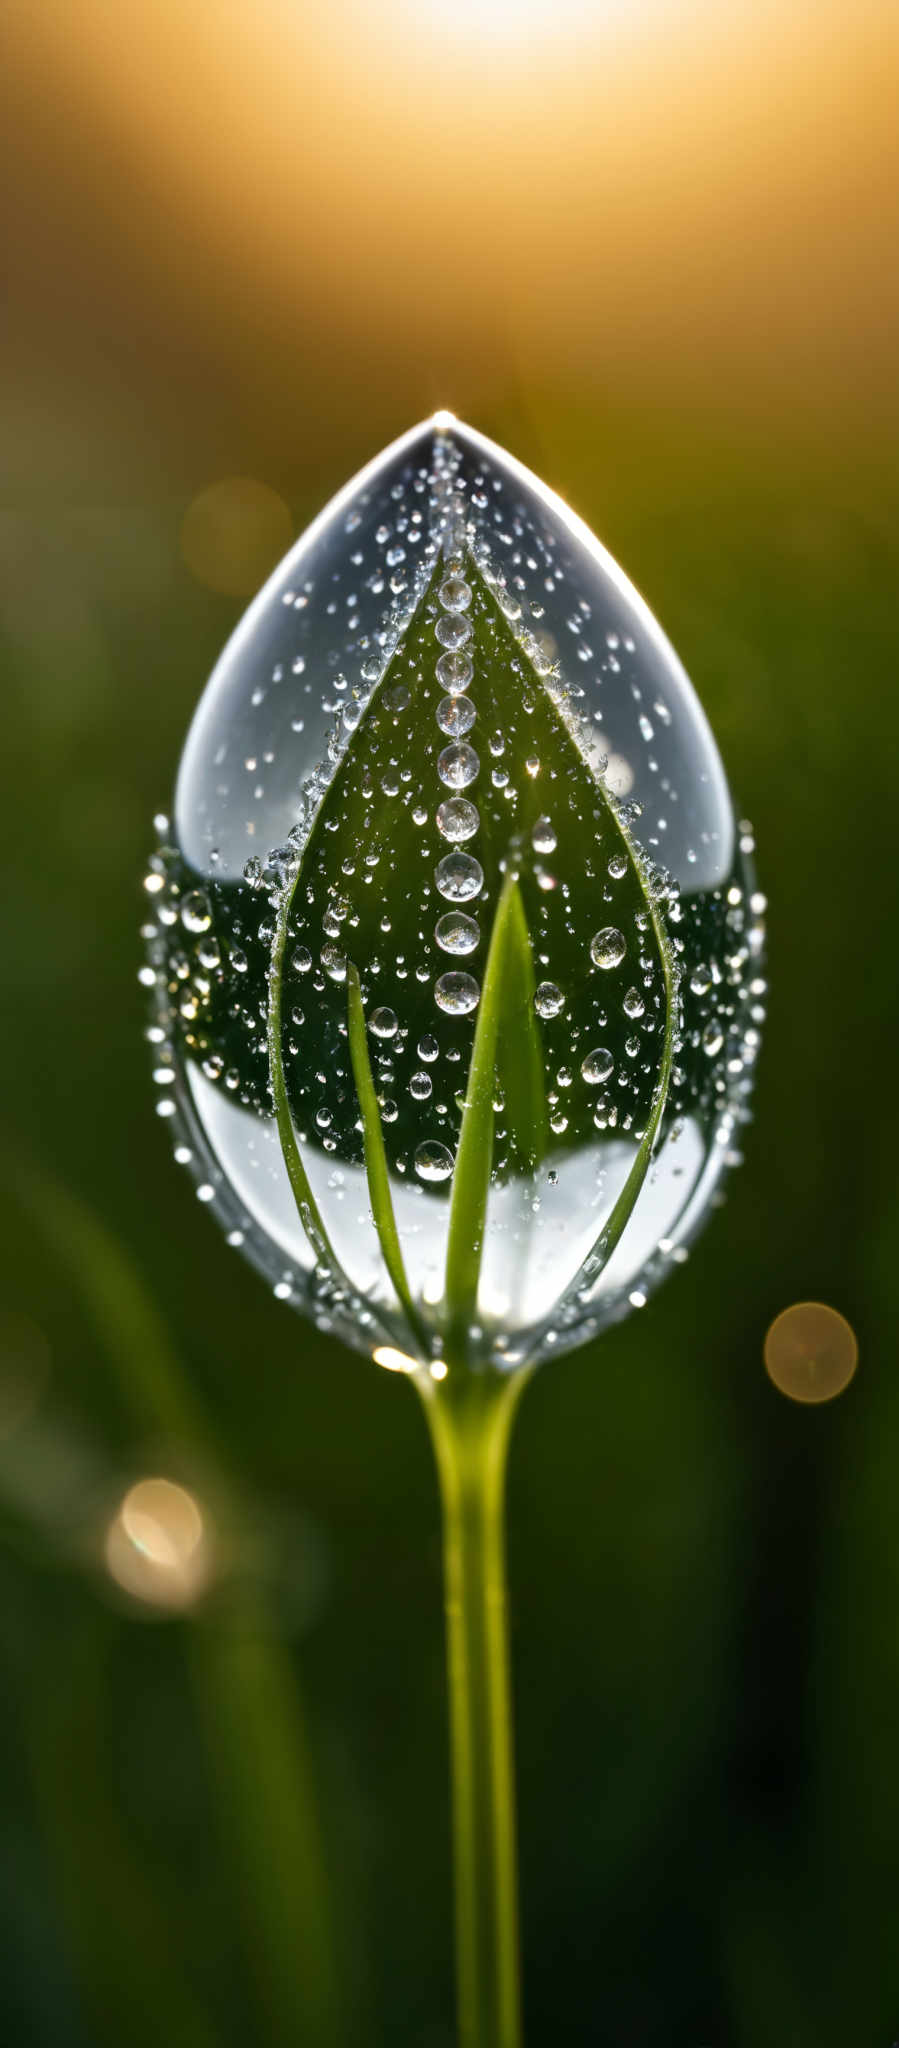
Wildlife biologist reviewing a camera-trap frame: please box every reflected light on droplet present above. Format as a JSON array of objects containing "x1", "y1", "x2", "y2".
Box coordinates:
[
  {"x1": 764, "y1": 1302, "x2": 858, "y2": 1405},
  {"x1": 105, "y1": 1476, "x2": 212, "y2": 1609},
  {"x1": 180, "y1": 478, "x2": 293, "y2": 597},
  {"x1": 430, "y1": 1359, "x2": 448, "y2": 1381},
  {"x1": 373, "y1": 1345, "x2": 419, "y2": 1374}
]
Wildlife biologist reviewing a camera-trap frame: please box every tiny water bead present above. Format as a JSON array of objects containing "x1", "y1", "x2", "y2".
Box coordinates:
[
  {"x1": 435, "y1": 650, "x2": 473, "y2": 693},
  {"x1": 534, "y1": 982, "x2": 564, "y2": 1019},
  {"x1": 438, "y1": 742, "x2": 480, "y2": 789},
  {"x1": 581, "y1": 1048, "x2": 615, "y2": 1085},
  {"x1": 434, "y1": 971, "x2": 481, "y2": 1016},
  {"x1": 149, "y1": 415, "x2": 761, "y2": 1368},
  {"x1": 435, "y1": 851, "x2": 484, "y2": 901},
  {"x1": 437, "y1": 694, "x2": 477, "y2": 737},
  {"x1": 435, "y1": 912, "x2": 481, "y2": 956},
  {"x1": 369, "y1": 1006, "x2": 399, "y2": 1040},
  {"x1": 590, "y1": 927, "x2": 627, "y2": 971},
  {"x1": 435, "y1": 613, "x2": 472, "y2": 652},
  {"x1": 415, "y1": 1141, "x2": 455, "y2": 1183},
  {"x1": 439, "y1": 576, "x2": 472, "y2": 613},
  {"x1": 436, "y1": 798, "x2": 480, "y2": 843},
  {"x1": 180, "y1": 890, "x2": 212, "y2": 933}
]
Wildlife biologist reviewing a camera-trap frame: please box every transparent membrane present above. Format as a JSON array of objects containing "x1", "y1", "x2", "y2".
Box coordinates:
[{"x1": 144, "y1": 417, "x2": 763, "y2": 1368}]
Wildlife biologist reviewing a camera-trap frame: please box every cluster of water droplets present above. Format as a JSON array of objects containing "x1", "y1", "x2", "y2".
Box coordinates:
[{"x1": 144, "y1": 417, "x2": 762, "y2": 1369}]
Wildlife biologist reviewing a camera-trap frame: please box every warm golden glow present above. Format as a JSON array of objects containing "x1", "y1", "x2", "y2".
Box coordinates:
[
  {"x1": 106, "y1": 1476, "x2": 212, "y2": 1609},
  {"x1": 764, "y1": 1302, "x2": 858, "y2": 1405},
  {"x1": 4, "y1": 0, "x2": 896, "y2": 427},
  {"x1": 181, "y1": 478, "x2": 293, "y2": 596}
]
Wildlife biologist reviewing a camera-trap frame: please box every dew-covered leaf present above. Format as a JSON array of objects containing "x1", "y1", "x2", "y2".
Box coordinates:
[{"x1": 149, "y1": 418, "x2": 758, "y2": 1367}]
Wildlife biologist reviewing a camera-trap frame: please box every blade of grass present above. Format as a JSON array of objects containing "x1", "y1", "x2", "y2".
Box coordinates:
[
  {"x1": 346, "y1": 963, "x2": 431, "y2": 1358},
  {"x1": 12, "y1": 1162, "x2": 346, "y2": 2048},
  {"x1": 552, "y1": 860, "x2": 677, "y2": 1315},
  {"x1": 443, "y1": 874, "x2": 542, "y2": 1363},
  {"x1": 267, "y1": 881, "x2": 342, "y2": 1274},
  {"x1": 189, "y1": 1608, "x2": 344, "y2": 2048},
  {"x1": 18, "y1": 1166, "x2": 209, "y2": 1452},
  {"x1": 31, "y1": 1615, "x2": 220, "y2": 2048}
]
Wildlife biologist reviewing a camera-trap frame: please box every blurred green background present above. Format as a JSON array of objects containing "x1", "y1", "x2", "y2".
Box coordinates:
[{"x1": 2, "y1": 1, "x2": 899, "y2": 2042}]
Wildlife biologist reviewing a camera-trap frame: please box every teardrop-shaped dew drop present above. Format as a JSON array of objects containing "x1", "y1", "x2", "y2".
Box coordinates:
[{"x1": 152, "y1": 414, "x2": 758, "y2": 1367}]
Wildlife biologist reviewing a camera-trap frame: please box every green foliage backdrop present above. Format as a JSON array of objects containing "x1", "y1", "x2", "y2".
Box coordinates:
[{"x1": 1, "y1": 18, "x2": 898, "y2": 2025}]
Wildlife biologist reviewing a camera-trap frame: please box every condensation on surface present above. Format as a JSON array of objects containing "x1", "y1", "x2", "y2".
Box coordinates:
[{"x1": 146, "y1": 418, "x2": 762, "y2": 1368}]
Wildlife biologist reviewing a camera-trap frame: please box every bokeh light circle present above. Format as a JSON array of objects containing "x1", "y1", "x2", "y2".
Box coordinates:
[
  {"x1": 763, "y1": 1302, "x2": 858, "y2": 1405},
  {"x1": 105, "y1": 1475, "x2": 212, "y2": 1610}
]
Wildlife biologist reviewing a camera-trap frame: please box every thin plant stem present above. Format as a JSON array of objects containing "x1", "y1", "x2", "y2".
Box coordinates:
[{"x1": 419, "y1": 1364, "x2": 532, "y2": 2048}]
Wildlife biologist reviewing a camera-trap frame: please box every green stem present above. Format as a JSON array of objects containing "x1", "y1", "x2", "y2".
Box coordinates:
[{"x1": 419, "y1": 1366, "x2": 531, "y2": 2048}]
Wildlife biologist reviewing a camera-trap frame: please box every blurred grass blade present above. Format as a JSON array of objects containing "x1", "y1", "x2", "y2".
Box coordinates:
[
  {"x1": 190, "y1": 1609, "x2": 343, "y2": 2048},
  {"x1": 17, "y1": 1166, "x2": 210, "y2": 1451},
  {"x1": 443, "y1": 874, "x2": 543, "y2": 1359},
  {"x1": 31, "y1": 1616, "x2": 219, "y2": 2048},
  {"x1": 14, "y1": 1162, "x2": 346, "y2": 2048},
  {"x1": 346, "y1": 961, "x2": 429, "y2": 1356}
]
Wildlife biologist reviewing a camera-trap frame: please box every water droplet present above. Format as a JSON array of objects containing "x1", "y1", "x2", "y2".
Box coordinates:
[
  {"x1": 437, "y1": 694, "x2": 476, "y2": 736},
  {"x1": 436, "y1": 798, "x2": 480, "y2": 843},
  {"x1": 435, "y1": 851, "x2": 483, "y2": 903},
  {"x1": 581, "y1": 1047, "x2": 614, "y2": 1084},
  {"x1": 414, "y1": 1141, "x2": 454, "y2": 1183},
  {"x1": 438, "y1": 742, "x2": 480, "y2": 790},
  {"x1": 435, "y1": 972, "x2": 480, "y2": 1015},
  {"x1": 623, "y1": 987, "x2": 645, "y2": 1018},
  {"x1": 151, "y1": 415, "x2": 759, "y2": 1366},
  {"x1": 435, "y1": 911, "x2": 480, "y2": 956},
  {"x1": 435, "y1": 613, "x2": 472, "y2": 652},
  {"x1": 180, "y1": 890, "x2": 212, "y2": 933},
  {"x1": 435, "y1": 650, "x2": 473, "y2": 693},
  {"x1": 439, "y1": 576, "x2": 472, "y2": 613},
  {"x1": 535, "y1": 982, "x2": 564, "y2": 1018},
  {"x1": 321, "y1": 945, "x2": 347, "y2": 983},
  {"x1": 590, "y1": 927, "x2": 626, "y2": 970},
  {"x1": 369, "y1": 1006, "x2": 399, "y2": 1039}
]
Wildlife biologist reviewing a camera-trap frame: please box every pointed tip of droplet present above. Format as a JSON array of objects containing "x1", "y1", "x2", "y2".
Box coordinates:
[{"x1": 431, "y1": 409, "x2": 458, "y2": 433}]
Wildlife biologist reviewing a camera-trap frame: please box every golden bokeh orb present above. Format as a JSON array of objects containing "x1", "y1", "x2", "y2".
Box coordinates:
[
  {"x1": 105, "y1": 1476, "x2": 212, "y2": 1610},
  {"x1": 763, "y1": 1302, "x2": 858, "y2": 1405}
]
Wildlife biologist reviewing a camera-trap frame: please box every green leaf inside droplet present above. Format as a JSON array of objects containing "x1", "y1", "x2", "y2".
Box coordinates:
[{"x1": 263, "y1": 549, "x2": 676, "y2": 1359}]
